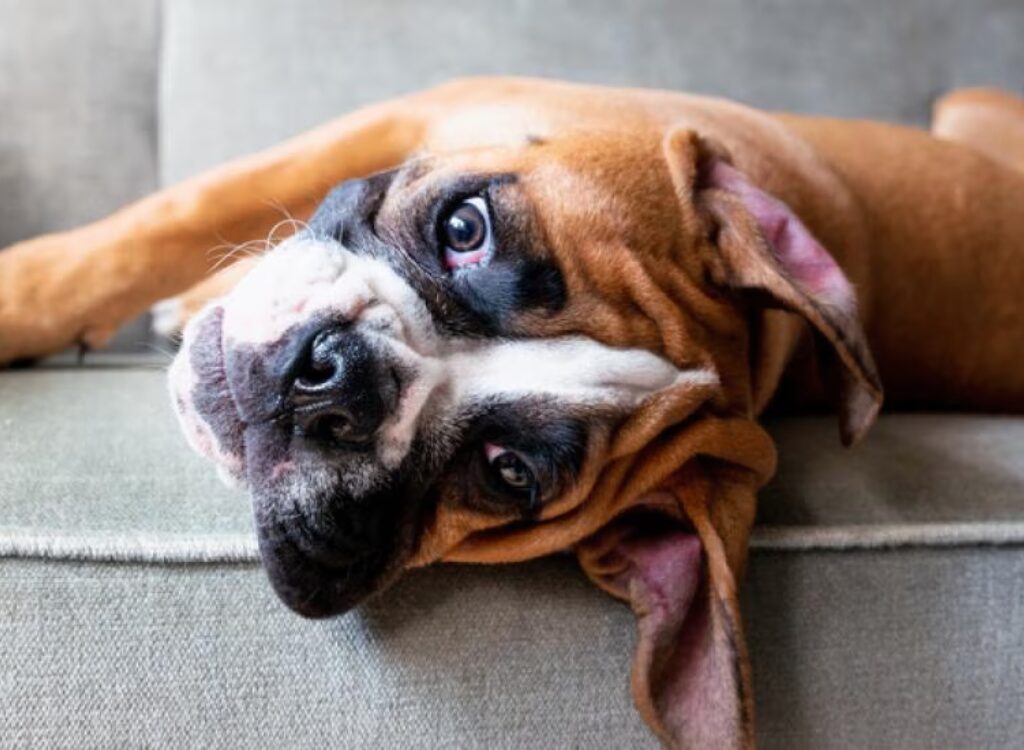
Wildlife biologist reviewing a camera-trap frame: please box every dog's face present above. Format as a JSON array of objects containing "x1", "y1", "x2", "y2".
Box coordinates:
[
  {"x1": 171, "y1": 128, "x2": 880, "y2": 748},
  {"x1": 171, "y1": 133, "x2": 708, "y2": 614}
]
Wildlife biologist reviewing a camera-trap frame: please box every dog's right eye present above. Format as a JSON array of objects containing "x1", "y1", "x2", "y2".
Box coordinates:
[
  {"x1": 439, "y1": 197, "x2": 494, "y2": 270},
  {"x1": 482, "y1": 442, "x2": 540, "y2": 508}
]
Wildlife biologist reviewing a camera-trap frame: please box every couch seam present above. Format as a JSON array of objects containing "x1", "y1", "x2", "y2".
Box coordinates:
[
  {"x1": 2, "y1": 522, "x2": 1023, "y2": 564},
  {"x1": 750, "y1": 521, "x2": 1024, "y2": 551},
  {"x1": 0, "y1": 528, "x2": 258, "y2": 563}
]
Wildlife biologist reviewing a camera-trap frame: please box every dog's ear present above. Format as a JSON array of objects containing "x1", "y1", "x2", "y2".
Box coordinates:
[
  {"x1": 663, "y1": 129, "x2": 882, "y2": 445},
  {"x1": 577, "y1": 480, "x2": 753, "y2": 750}
]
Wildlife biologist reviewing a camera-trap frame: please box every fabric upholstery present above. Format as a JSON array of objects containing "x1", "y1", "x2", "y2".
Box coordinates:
[
  {"x1": 1, "y1": 548, "x2": 1020, "y2": 748},
  {"x1": 160, "y1": 0, "x2": 1024, "y2": 181},
  {"x1": 760, "y1": 415, "x2": 1024, "y2": 526},
  {"x1": 746, "y1": 547, "x2": 1024, "y2": 749},
  {"x1": 0, "y1": 365, "x2": 249, "y2": 546},
  {"x1": 0, "y1": 558, "x2": 652, "y2": 749},
  {"x1": 0, "y1": 0, "x2": 160, "y2": 245}
]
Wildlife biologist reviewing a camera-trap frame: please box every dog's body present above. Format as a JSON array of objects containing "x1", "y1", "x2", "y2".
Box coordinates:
[
  {"x1": 2, "y1": 79, "x2": 1022, "y2": 749},
  {"x1": 2, "y1": 79, "x2": 1022, "y2": 409}
]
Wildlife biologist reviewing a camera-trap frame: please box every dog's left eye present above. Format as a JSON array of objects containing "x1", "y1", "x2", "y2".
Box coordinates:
[
  {"x1": 439, "y1": 197, "x2": 493, "y2": 270},
  {"x1": 484, "y1": 442, "x2": 538, "y2": 496}
]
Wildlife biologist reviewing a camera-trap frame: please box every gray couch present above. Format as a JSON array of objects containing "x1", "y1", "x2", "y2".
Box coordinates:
[{"x1": 2, "y1": 1, "x2": 1022, "y2": 747}]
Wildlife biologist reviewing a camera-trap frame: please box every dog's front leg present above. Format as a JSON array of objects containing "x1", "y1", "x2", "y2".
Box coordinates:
[{"x1": 0, "y1": 95, "x2": 429, "y2": 364}]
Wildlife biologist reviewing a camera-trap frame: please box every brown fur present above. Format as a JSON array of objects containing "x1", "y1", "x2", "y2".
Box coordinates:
[
  {"x1": 2, "y1": 78, "x2": 1022, "y2": 749},
  {"x1": 3, "y1": 79, "x2": 1020, "y2": 405}
]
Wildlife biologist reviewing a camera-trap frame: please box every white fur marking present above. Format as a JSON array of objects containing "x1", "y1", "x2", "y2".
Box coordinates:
[{"x1": 177, "y1": 235, "x2": 719, "y2": 485}]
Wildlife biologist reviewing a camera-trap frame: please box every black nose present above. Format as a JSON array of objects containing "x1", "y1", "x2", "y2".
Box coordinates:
[{"x1": 291, "y1": 327, "x2": 393, "y2": 448}]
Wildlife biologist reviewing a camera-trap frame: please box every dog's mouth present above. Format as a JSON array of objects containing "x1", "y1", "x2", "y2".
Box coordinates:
[{"x1": 168, "y1": 304, "x2": 247, "y2": 484}]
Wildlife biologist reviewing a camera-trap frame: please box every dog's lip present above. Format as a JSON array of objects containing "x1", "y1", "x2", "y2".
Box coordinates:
[
  {"x1": 213, "y1": 308, "x2": 292, "y2": 427},
  {"x1": 252, "y1": 479, "x2": 428, "y2": 618},
  {"x1": 209, "y1": 306, "x2": 254, "y2": 446},
  {"x1": 171, "y1": 304, "x2": 248, "y2": 477},
  {"x1": 256, "y1": 523, "x2": 392, "y2": 618}
]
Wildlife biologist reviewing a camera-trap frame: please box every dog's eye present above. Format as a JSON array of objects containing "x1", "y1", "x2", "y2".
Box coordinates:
[
  {"x1": 439, "y1": 197, "x2": 493, "y2": 270},
  {"x1": 484, "y1": 442, "x2": 538, "y2": 495}
]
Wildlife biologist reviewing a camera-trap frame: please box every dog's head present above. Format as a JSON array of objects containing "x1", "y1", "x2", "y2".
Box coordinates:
[{"x1": 170, "y1": 128, "x2": 880, "y2": 748}]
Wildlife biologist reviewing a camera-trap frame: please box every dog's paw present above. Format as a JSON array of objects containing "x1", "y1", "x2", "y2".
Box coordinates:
[{"x1": 0, "y1": 236, "x2": 119, "y2": 365}]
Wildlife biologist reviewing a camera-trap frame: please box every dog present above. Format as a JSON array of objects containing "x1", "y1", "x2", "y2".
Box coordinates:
[{"x1": 2, "y1": 79, "x2": 1022, "y2": 749}]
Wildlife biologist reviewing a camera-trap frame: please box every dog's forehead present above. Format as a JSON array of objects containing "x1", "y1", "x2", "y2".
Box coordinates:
[
  {"x1": 447, "y1": 337, "x2": 682, "y2": 402},
  {"x1": 438, "y1": 136, "x2": 710, "y2": 362},
  {"x1": 402, "y1": 130, "x2": 664, "y2": 187},
  {"x1": 374, "y1": 133, "x2": 704, "y2": 350}
]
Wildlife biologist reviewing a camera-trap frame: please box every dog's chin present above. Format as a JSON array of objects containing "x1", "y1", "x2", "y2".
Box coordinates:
[
  {"x1": 254, "y1": 521, "x2": 400, "y2": 618},
  {"x1": 249, "y1": 491, "x2": 402, "y2": 619},
  {"x1": 242, "y1": 411, "x2": 427, "y2": 619}
]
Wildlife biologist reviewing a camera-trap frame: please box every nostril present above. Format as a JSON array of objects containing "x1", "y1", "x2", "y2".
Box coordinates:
[
  {"x1": 287, "y1": 325, "x2": 389, "y2": 447},
  {"x1": 295, "y1": 362, "x2": 335, "y2": 391},
  {"x1": 297, "y1": 408, "x2": 374, "y2": 450},
  {"x1": 294, "y1": 327, "x2": 347, "y2": 394},
  {"x1": 311, "y1": 410, "x2": 349, "y2": 440}
]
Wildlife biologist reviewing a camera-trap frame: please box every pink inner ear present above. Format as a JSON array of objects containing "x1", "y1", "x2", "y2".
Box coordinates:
[
  {"x1": 708, "y1": 160, "x2": 856, "y2": 313},
  {"x1": 615, "y1": 527, "x2": 742, "y2": 748},
  {"x1": 614, "y1": 529, "x2": 703, "y2": 623}
]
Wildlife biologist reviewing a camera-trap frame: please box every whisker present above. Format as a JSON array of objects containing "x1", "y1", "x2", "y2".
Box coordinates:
[
  {"x1": 262, "y1": 199, "x2": 312, "y2": 240},
  {"x1": 208, "y1": 238, "x2": 272, "y2": 272},
  {"x1": 140, "y1": 342, "x2": 178, "y2": 361},
  {"x1": 297, "y1": 585, "x2": 323, "y2": 611}
]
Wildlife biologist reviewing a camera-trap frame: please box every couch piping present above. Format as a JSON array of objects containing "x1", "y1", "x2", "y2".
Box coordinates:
[
  {"x1": 750, "y1": 522, "x2": 1024, "y2": 551},
  {"x1": 1, "y1": 522, "x2": 1023, "y2": 564}
]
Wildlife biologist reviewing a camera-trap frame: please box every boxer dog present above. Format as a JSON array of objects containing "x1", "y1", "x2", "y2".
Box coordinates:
[{"x1": 2, "y1": 79, "x2": 1023, "y2": 749}]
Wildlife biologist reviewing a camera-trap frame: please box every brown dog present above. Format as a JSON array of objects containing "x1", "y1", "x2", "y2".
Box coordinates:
[{"x1": 2, "y1": 79, "x2": 1023, "y2": 749}]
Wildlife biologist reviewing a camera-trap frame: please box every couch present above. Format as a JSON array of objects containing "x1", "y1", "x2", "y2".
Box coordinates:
[{"x1": 2, "y1": 1, "x2": 1022, "y2": 747}]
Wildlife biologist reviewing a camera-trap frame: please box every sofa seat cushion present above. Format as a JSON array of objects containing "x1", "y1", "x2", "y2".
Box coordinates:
[
  {"x1": 2, "y1": 362, "x2": 1022, "y2": 748},
  {"x1": 0, "y1": 361, "x2": 251, "y2": 560},
  {"x1": 2, "y1": 362, "x2": 1022, "y2": 558}
]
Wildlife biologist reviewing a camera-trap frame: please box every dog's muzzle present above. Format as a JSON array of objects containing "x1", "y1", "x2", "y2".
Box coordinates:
[{"x1": 168, "y1": 227, "x2": 440, "y2": 617}]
